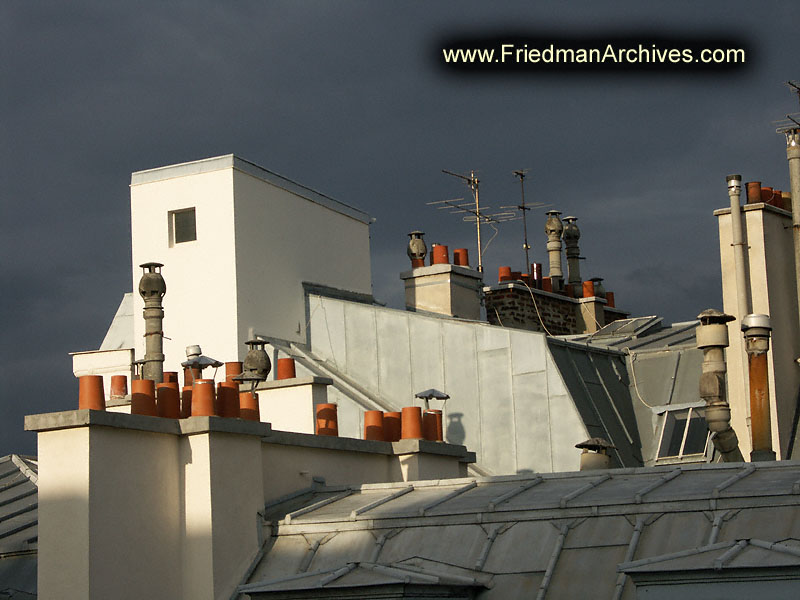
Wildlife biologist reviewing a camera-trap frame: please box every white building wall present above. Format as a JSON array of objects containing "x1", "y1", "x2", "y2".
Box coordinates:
[
  {"x1": 231, "y1": 168, "x2": 371, "y2": 346},
  {"x1": 129, "y1": 155, "x2": 372, "y2": 374},
  {"x1": 131, "y1": 164, "x2": 239, "y2": 373},
  {"x1": 307, "y1": 294, "x2": 590, "y2": 475}
]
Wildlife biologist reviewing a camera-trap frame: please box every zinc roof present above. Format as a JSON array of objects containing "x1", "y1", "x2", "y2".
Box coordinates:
[{"x1": 241, "y1": 461, "x2": 800, "y2": 599}]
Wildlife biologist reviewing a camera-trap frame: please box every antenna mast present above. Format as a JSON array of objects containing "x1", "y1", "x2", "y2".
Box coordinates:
[
  {"x1": 441, "y1": 169, "x2": 485, "y2": 272},
  {"x1": 513, "y1": 170, "x2": 531, "y2": 272}
]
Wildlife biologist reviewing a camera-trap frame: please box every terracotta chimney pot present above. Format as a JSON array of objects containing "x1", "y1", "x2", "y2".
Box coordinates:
[
  {"x1": 498, "y1": 266, "x2": 512, "y2": 282},
  {"x1": 131, "y1": 379, "x2": 157, "y2": 416},
  {"x1": 383, "y1": 412, "x2": 402, "y2": 442},
  {"x1": 156, "y1": 382, "x2": 180, "y2": 419},
  {"x1": 78, "y1": 375, "x2": 105, "y2": 411},
  {"x1": 316, "y1": 403, "x2": 339, "y2": 436},
  {"x1": 401, "y1": 406, "x2": 423, "y2": 439},
  {"x1": 423, "y1": 409, "x2": 443, "y2": 441},
  {"x1": 109, "y1": 375, "x2": 127, "y2": 400},
  {"x1": 431, "y1": 244, "x2": 449, "y2": 265},
  {"x1": 191, "y1": 379, "x2": 215, "y2": 417},
  {"x1": 276, "y1": 358, "x2": 297, "y2": 380},
  {"x1": 453, "y1": 248, "x2": 469, "y2": 266},
  {"x1": 239, "y1": 391, "x2": 260, "y2": 421},
  {"x1": 225, "y1": 362, "x2": 243, "y2": 382},
  {"x1": 364, "y1": 410, "x2": 385, "y2": 441}
]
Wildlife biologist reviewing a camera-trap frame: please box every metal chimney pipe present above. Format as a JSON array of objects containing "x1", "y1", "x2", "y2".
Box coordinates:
[
  {"x1": 726, "y1": 175, "x2": 751, "y2": 320},
  {"x1": 785, "y1": 130, "x2": 800, "y2": 337},
  {"x1": 562, "y1": 216, "x2": 581, "y2": 287},
  {"x1": 742, "y1": 314, "x2": 776, "y2": 461},
  {"x1": 138, "y1": 262, "x2": 166, "y2": 384},
  {"x1": 696, "y1": 309, "x2": 743, "y2": 462},
  {"x1": 544, "y1": 210, "x2": 564, "y2": 292}
]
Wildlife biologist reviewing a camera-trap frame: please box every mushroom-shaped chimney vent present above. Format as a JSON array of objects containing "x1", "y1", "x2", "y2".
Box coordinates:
[
  {"x1": 407, "y1": 231, "x2": 428, "y2": 266},
  {"x1": 697, "y1": 308, "x2": 735, "y2": 326},
  {"x1": 138, "y1": 262, "x2": 166, "y2": 300},
  {"x1": 575, "y1": 437, "x2": 615, "y2": 453},
  {"x1": 544, "y1": 210, "x2": 564, "y2": 238},
  {"x1": 234, "y1": 339, "x2": 272, "y2": 390},
  {"x1": 562, "y1": 216, "x2": 580, "y2": 242}
]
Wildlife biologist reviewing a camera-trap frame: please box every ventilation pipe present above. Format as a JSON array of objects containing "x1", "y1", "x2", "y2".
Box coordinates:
[
  {"x1": 742, "y1": 314, "x2": 776, "y2": 461},
  {"x1": 138, "y1": 262, "x2": 166, "y2": 383},
  {"x1": 785, "y1": 130, "x2": 800, "y2": 337},
  {"x1": 696, "y1": 309, "x2": 743, "y2": 462},
  {"x1": 562, "y1": 216, "x2": 581, "y2": 288},
  {"x1": 726, "y1": 176, "x2": 751, "y2": 319},
  {"x1": 544, "y1": 210, "x2": 564, "y2": 292}
]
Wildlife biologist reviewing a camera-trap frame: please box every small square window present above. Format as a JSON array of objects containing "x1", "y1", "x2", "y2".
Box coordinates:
[
  {"x1": 657, "y1": 407, "x2": 710, "y2": 460},
  {"x1": 171, "y1": 208, "x2": 196, "y2": 244}
]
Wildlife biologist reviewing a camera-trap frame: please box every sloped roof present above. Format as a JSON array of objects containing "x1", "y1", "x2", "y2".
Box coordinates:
[
  {"x1": 98, "y1": 292, "x2": 134, "y2": 351},
  {"x1": 0, "y1": 455, "x2": 38, "y2": 599},
  {"x1": 240, "y1": 460, "x2": 800, "y2": 598}
]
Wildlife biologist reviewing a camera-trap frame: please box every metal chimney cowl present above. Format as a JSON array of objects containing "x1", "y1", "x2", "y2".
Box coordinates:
[{"x1": 407, "y1": 231, "x2": 427, "y2": 266}]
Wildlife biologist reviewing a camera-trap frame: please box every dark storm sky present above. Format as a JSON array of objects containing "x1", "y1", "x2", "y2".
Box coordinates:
[{"x1": 2, "y1": 1, "x2": 799, "y2": 455}]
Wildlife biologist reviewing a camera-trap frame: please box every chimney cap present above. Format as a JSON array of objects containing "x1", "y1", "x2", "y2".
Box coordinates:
[
  {"x1": 741, "y1": 313, "x2": 771, "y2": 332},
  {"x1": 575, "y1": 437, "x2": 615, "y2": 451},
  {"x1": 563, "y1": 216, "x2": 578, "y2": 222},
  {"x1": 139, "y1": 261, "x2": 164, "y2": 271},
  {"x1": 697, "y1": 308, "x2": 735, "y2": 325},
  {"x1": 726, "y1": 174, "x2": 742, "y2": 183},
  {"x1": 414, "y1": 388, "x2": 450, "y2": 400},
  {"x1": 545, "y1": 209, "x2": 562, "y2": 216},
  {"x1": 408, "y1": 230, "x2": 425, "y2": 237}
]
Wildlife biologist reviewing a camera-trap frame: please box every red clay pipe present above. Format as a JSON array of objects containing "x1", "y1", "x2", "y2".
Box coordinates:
[
  {"x1": 383, "y1": 412, "x2": 402, "y2": 442},
  {"x1": 422, "y1": 409, "x2": 443, "y2": 442},
  {"x1": 191, "y1": 379, "x2": 215, "y2": 417},
  {"x1": 163, "y1": 371, "x2": 179, "y2": 384},
  {"x1": 156, "y1": 382, "x2": 180, "y2": 419},
  {"x1": 216, "y1": 381, "x2": 240, "y2": 418},
  {"x1": 225, "y1": 362, "x2": 243, "y2": 382},
  {"x1": 364, "y1": 410, "x2": 385, "y2": 441},
  {"x1": 316, "y1": 403, "x2": 339, "y2": 436},
  {"x1": 542, "y1": 277, "x2": 553, "y2": 292},
  {"x1": 453, "y1": 248, "x2": 469, "y2": 266},
  {"x1": 109, "y1": 375, "x2": 127, "y2": 400},
  {"x1": 760, "y1": 186, "x2": 773, "y2": 203},
  {"x1": 742, "y1": 314, "x2": 776, "y2": 461},
  {"x1": 131, "y1": 379, "x2": 157, "y2": 416},
  {"x1": 498, "y1": 266, "x2": 512, "y2": 282},
  {"x1": 181, "y1": 386, "x2": 193, "y2": 418},
  {"x1": 605, "y1": 291, "x2": 616, "y2": 308},
  {"x1": 431, "y1": 244, "x2": 449, "y2": 265},
  {"x1": 239, "y1": 391, "x2": 260, "y2": 421},
  {"x1": 401, "y1": 406, "x2": 423, "y2": 439},
  {"x1": 276, "y1": 358, "x2": 296, "y2": 380},
  {"x1": 583, "y1": 280, "x2": 595, "y2": 298},
  {"x1": 78, "y1": 375, "x2": 105, "y2": 411},
  {"x1": 183, "y1": 367, "x2": 201, "y2": 388},
  {"x1": 746, "y1": 181, "x2": 762, "y2": 204}
]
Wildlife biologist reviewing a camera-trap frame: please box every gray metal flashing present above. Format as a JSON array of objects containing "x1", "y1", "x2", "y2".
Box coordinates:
[
  {"x1": 712, "y1": 463, "x2": 757, "y2": 497},
  {"x1": 634, "y1": 468, "x2": 682, "y2": 503},
  {"x1": 537, "y1": 523, "x2": 570, "y2": 600},
  {"x1": 559, "y1": 473, "x2": 611, "y2": 508},
  {"x1": 418, "y1": 482, "x2": 477, "y2": 516},
  {"x1": 130, "y1": 154, "x2": 372, "y2": 224},
  {"x1": 350, "y1": 487, "x2": 414, "y2": 520},
  {"x1": 284, "y1": 491, "x2": 355, "y2": 524},
  {"x1": 486, "y1": 477, "x2": 543, "y2": 510}
]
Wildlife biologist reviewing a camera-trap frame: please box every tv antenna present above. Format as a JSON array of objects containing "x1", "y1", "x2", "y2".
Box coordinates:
[
  {"x1": 433, "y1": 169, "x2": 491, "y2": 272},
  {"x1": 774, "y1": 80, "x2": 800, "y2": 133}
]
